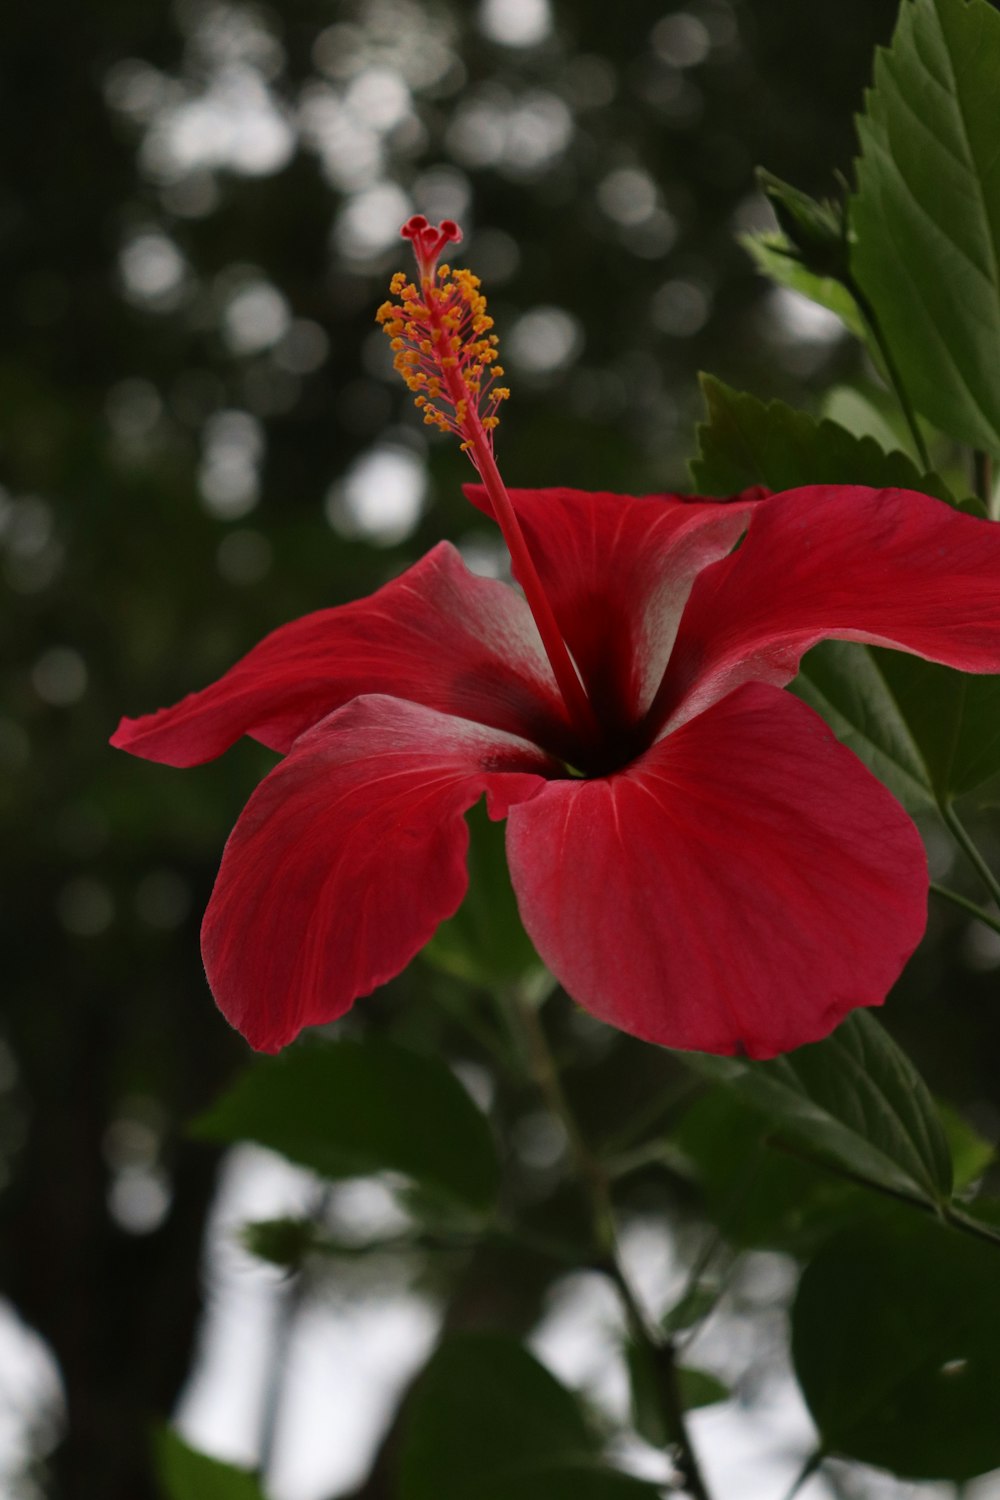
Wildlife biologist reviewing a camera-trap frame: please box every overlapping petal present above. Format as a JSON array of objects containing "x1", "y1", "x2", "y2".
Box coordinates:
[
  {"x1": 202, "y1": 695, "x2": 556, "y2": 1052},
  {"x1": 111, "y1": 542, "x2": 574, "y2": 767},
  {"x1": 465, "y1": 485, "x2": 758, "y2": 736},
  {"x1": 506, "y1": 683, "x2": 927, "y2": 1058},
  {"x1": 653, "y1": 485, "x2": 1000, "y2": 733}
]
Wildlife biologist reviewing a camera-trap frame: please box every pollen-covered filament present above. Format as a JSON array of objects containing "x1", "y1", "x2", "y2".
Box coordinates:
[
  {"x1": 378, "y1": 216, "x2": 600, "y2": 746},
  {"x1": 376, "y1": 249, "x2": 509, "y2": 456}
]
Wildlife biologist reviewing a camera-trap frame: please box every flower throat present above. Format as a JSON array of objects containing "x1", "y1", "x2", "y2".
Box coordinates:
[{"x1": 377, "y1": 216, "x2": 600, "y2": 746}]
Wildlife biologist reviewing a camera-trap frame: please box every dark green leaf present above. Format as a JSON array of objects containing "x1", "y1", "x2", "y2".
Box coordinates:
[
  {"x1": 673, "y1": 1089, "x2": 865, "y2": 1253},
  {"x1": 423, "y1": 800, "x2": 543, "y2": 986},
  {"x1": 870, "y1": 651, "x2": 1000, "y2": 802},
  {"x1": 686, "y1": 1011, "x2": 954, "y2": 1210},
  {"x1": 689, "y1": 376, "x2": 955, "y2": 502},
  {"x1": 399, "y1": 1335, "x2": 658, "y2": 1500},
  {"x1": 192, "y1": 1037, "x2": 499, "y2": 1214},
  {"x1": 793, "y1": 640, "x2": 937, "y2": 814},
  {"x1": 851, "y1": 0, "x2": 1000, "y2": 453},
  {"x1": 793, "y1": 1213, "x2": 1000, "y2": 1479},
  {"x1": 741, "y1": 232, "x2": 865, "y2": 339},
  {"x1": 796, "y1": 642, "x2": 1000, "y2": 811},
  {"x1": 155, "y1": 1430, "x2": 265, "y2": 1500}
]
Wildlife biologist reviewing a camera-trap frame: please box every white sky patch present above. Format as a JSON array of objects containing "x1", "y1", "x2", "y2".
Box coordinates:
[
  {"x1": 222, "y1": 280, "x2": 292, "y2": 355},
  {"x1": 478, "y1": 0, "x2": 553, "y2": 48},
  {"x1": 768, "y1": 285, "x2": 845, "y2": 345},
  {"x1": 507, "y1": 306, "x2": 583, "y2": 375},
  {"x1": 119, "y1": 231, "x2": 188, "y2": 309},
  {"x1": 0, "y1": 1300, "x2": 64, "y2": 1488},
  {"x1": 651, "y1": 12, "x2": 713, "y2": 68},
  {"x1": 140, "y1": 65, "x2": 295, "y2": 181},
  {"x1": 334, "y1": 182, "x2": 413, "y2": 261},
  {"x1": 198, "y1": 410, "x2": 264, "y2": 519},
  {"x1": 326, "y1": 445, "x2": 427, "y2": 547},
  {"x1": 597, "y1": 167, "x2": 659, "y2": 227}
]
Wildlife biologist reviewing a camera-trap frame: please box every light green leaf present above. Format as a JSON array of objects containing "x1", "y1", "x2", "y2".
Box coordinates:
[
  {"x1": 685, "y1": 1011, "x2": 954, "y2": 1211},
  {"x1": 851, "y1": 0, "x2": 1000, "y2": 454},
  {"x1": 689, "y1": 376, "x2": 955, "y2": 503},
  {"x1": 793, "y1": 1213, "x2": 1000, "y2": 1479},
  {"x1": 192, "y1": 1037, "x2": 499, "y2": 1215},
  {"x1": 155, "y1": 1431, "x2": 265, "y2": 1500},
  {"x1": 399, "y1": 1335, "x2": 659, "y2": 1500},
  {"x1": 741, "y1": 232, "x2": 865, "y2": 339},
  {"x1": 937, "y1": 1101, "x2": 995, "y2": 1189}
]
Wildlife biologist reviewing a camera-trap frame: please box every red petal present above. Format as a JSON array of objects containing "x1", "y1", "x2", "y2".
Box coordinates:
[
  {"x1": 201, "y1": 695, "x2": 554, "y2": 1052},
  {"x1": 506, "y1": 683, "x2": 927, "y2": 1058},
  {"x1": 656, "y1": 485, "x2": 1000, "y2": 732},
  {"x1": 464, "y1": 485, "x2": 758, "y2": 736},
  {"x1": 111, "y1": 542, "x2": 572, "y2": 766}
]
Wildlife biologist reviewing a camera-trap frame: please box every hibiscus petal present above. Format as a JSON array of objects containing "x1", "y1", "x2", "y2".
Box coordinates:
[
  {"x1": 201, "y1": 695, "x2": 554, "y2": 1052},
  {"x1": 111, "y1": 542, "x2": 572, "y2": 766},
  {"x1": 506, "y1": 683, "x2": 927, "y2": 1058},
  {"x1": 464, "y1": 485, "x2": 758, "y2": 736},
  {"x1": 655, "y1": 485, "x2": 1000, "y2": 732}
]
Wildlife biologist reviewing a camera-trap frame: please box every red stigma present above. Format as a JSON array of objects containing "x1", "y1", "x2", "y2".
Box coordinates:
[{"x1": 400, "y1": 216, "x2": 463, "y2": 281}]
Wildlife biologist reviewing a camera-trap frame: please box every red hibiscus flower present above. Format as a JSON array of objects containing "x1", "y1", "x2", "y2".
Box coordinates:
[{"x1": 113, "y1": 219, "x2": 1000, "y2": 1058}]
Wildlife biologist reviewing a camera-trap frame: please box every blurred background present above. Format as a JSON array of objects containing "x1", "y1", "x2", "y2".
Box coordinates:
[{"x1": 6, "y1": 0, "x2": 1000, "y2": 1497}]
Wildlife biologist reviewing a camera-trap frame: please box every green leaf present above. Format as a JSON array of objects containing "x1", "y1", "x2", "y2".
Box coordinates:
[
  {"x1": 673, "y1": 1089, "x2": 865, "y2": 1253},
  {"x1": 685, "y1": 1011, "x2": 954, "y2": 1211},
  {"x1": 741, "y1": 233, "x2": 865, "y2": 339},
  {"x1": 155, "y1": 1431, "x2": 265, "y2": 1500},
  {"x1": 851, "y1": 0, "x2": 1000, "y2": 454},
  {"x1": 689, "y1": 376, "x2": 955, "y2": 502},
  {"x1": 793, "y1": 1212, "x2": 1000, "y2": 1479},
  {"x1": 423, "y1": 800, "x2": 543, "y2": 986},
  {"x1": 796, "y1": 641, "x2": 1000, "y2": 811},
  {"x1": 793, "y1": 640, "x2": 937, "y2": 814},
  {"x1": 399, "y1": 1335, "x2": 658, "y2": 1500},
  {"x1": 872, "y1": 652, "x2": 1000, "y2": 802},
  {"x1": 937, "y1": 1102, "x2": 995, "y2": 1189},
  {"x1": 192, "y1": 1037, "x2": 499, "y2": 1215}
]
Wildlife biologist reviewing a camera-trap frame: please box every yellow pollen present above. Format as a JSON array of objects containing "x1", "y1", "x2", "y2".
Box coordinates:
[{"x1": 377, "y1": 255, "x2": 509, "y2": 453}]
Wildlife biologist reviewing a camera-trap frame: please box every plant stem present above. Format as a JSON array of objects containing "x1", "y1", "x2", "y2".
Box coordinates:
[
  {"x1": 972, "y1": 450, "x2": 996, "y2": 517},
  {"x1": 782, "y1": 1451, "x2": 823, "y2": 1500},
  {"x1": 941, "y1": 803, "x2": 1000, "y2": 910},
  {"x1": 930, "y1": 881, "x2": 1000, "y2": 937},
  {"x1": 508, "y1": 993, "x2": 713, "y2": 1500},
  {"x1": 850, "y1": 281, "x2": 931, "y2": 471}
]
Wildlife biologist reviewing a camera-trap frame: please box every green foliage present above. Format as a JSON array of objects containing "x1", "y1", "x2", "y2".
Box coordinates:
[
  {"x1": 686, "y1": 1011, "x2": 954, "y2": 1211},
  {"x1": 424, "y1": 800, "x2": 543, "y2": 987},
  {"x1": 793, "y1": 640, "x2": 939, "y2": 813},
  {"x1": 192, "y1": 1037, "x2": 499, "y2": 1215},
  {"x1": 154, "y1": 1431, "x2": 265, "y2": 1500},
  {"x1": 399, "y1": 1335, "x2": 659, "y2": 1500},
  {"x1": 851, "y1": 0, "x2": 1000, "y2": 454},
  {"x1": 673, "y1": 1090, "x2": 865, "y2": 1253},
  {"x1": 796, "y1": 643, "x2": 1000, "y2": 810},
  {"x1": 689, "y1": 375, "x2": 955, "y2": 500},
  {"x1": 794, "y1": 1212, "x2": 1000, "y2": 1479},
  {"x1": 740, "y1": 233, "x2": 866, "y2": 339}
]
